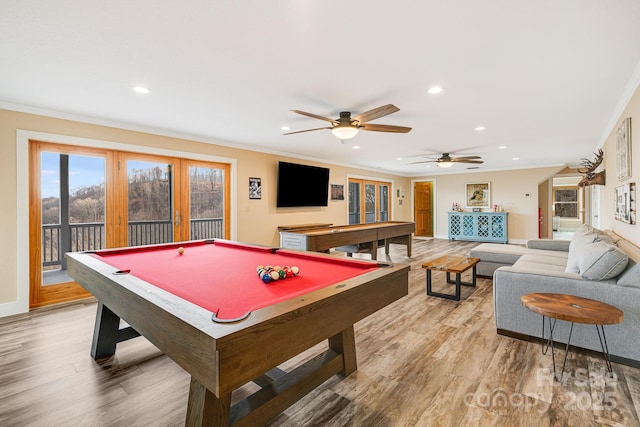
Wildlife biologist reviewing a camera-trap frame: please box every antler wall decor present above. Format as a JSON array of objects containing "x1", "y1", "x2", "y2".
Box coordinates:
[{"x1": 578, "y1": 149, "x2": 605, "y2": 187}]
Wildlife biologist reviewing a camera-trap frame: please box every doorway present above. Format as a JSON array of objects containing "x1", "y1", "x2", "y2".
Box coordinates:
[
  {"x1": 413, "y1": 181, "x2": 433, "y2": 237},
  {"x1": 348, "y1": 178, "x2": 391, "y2": 224},
  {"x1": 551, "y1": 176, "x2": 584, "y2": 240},
  {"x1": 29, "y1": 141, "x2": 230, "y2": 308}
]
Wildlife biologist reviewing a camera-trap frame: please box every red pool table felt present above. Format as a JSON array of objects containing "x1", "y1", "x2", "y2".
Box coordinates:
[{"x1": 91, "y1": 240, "x2": 378, "y2": 321}]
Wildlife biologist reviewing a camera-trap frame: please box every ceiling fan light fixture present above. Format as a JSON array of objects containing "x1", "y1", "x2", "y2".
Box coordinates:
[
  {"x1": 331, "y1": 125, "x2": 359, "y2": 140},
  {"x1": 437, "y1": 161, "x2": 454, "y2": 168}
]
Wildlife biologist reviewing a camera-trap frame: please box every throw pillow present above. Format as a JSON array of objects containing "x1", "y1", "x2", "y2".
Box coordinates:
[
  {"x1": 579, "y1": 241, "x2": 629, "y2": 281},
  {"x1": 565, "y1": 228, "x2": 598, "y2": 273},
  {"x1": 617, "y1": 260, "x2": 640, "y2": 287}
]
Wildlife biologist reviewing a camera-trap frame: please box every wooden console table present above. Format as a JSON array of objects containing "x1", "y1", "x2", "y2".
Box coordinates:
[{"x1": 521, "y1": 293, "x2": 624, "y2": 381}]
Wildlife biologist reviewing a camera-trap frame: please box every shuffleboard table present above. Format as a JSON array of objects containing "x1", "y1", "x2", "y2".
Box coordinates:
[
  {"x1": 279, "y1": 221, "x2": 415, "y2": 260},
  {"x1": 66, "y1": 239, "x2": 409, "y2": 426}
]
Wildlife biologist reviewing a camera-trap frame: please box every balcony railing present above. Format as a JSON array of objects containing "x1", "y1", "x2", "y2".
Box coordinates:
[{"x1": 42, "y1": 218, "x2": 224, "y2": 269}]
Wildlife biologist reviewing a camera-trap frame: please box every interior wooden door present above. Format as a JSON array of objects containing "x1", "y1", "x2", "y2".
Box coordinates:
[{"x1": 414, "y1": 181, "x2": 433, "y2": 237}]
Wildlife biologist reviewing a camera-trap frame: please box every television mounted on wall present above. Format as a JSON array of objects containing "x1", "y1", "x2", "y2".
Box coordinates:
[{"x1": 276, "y1": 161, "x2": 330, "y2": 207}]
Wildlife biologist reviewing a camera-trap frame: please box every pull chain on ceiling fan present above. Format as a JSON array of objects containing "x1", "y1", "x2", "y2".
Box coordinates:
[{"x1": 284, "y1": 104, "x2": 411, "y2": 140}]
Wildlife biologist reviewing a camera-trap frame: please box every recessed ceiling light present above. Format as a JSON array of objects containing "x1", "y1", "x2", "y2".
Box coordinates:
[
  {"x1": 513, "y1": 157, "x2": 520, "y2": 160},
  {"x1": 499, "y1": 146, "x2": 507, "y2": 149},
  {"x1": 474, "y1": 126, "x2": 486, "y2": 131},
  {"x1": 132, "y1": 85, "x2": 150, "y2": 94},
  {"x1": 352, "y1": 145, "x2": 360, "y2": 150},
  {"x1": 427, "y1": 86, "x2": 443, "y2": 95},
  {"x1": 281, "y1": 126, "x2": 290, "y2": 131},
  {"x1": 396, "y1": 157, "x2": 403, "y2": 160}
]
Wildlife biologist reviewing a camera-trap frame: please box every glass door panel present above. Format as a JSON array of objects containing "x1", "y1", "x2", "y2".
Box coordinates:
[
  {"x1": 348, "y1": 181, "x2": 361, "y2": 224},
  {"x1": 41, "y1": 152, "x2": 106, "y2": 286},
  {"x1": 365, "y1": 183, "x2": 377, "y2": 223},
  {"x1": 189, "y1": 165, "x2": 226, "y2": 239},
  {"x1": 127, "y1": 160, "x2": 174, "y2": 246},
  {"x1": 379, "y1": 185, "x2": 389, "y2": 222}
]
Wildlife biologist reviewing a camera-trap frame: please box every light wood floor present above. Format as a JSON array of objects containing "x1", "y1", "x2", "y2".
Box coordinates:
[{"x1": 1, "y1": 239, "x2": 639, "y2": 426}]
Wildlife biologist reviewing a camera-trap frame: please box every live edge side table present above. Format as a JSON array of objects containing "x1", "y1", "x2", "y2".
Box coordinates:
[{"x1": 521, "y1": 293, "x2": 624, "y2": 381}]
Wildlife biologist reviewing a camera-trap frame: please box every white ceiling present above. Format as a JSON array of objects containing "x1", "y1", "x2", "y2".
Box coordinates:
[{"x1": 2, "y1": 1, "x2": 640, "y2": 176}]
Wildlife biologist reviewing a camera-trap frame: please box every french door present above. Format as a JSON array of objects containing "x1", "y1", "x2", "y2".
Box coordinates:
[
  {"x1": 348, "y1": 178, "x2": 391, "y2": 224},
  {"x1": 29, "y1": 141, "x2": 230, "y2": 308}
]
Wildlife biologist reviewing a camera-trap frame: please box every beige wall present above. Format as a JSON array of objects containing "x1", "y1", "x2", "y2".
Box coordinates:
[
  {"x1": 600, "y1": 85, "x2": 640, "y2": 247},
  {"x1": 412, "y1": 167, "x2": 562, "y2": 243},
  {"x1": 0, "y1": 109, "x2": 411, "y2": 313}
]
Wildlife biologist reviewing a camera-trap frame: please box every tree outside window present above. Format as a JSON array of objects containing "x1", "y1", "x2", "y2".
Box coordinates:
[{"x1": 554, "y1": 188, "x2": 579, "y2": 218}]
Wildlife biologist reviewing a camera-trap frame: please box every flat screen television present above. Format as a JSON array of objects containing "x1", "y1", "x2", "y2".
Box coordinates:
[{"x1": 276, "y1": 161, "x2": 330, "y2": 207}]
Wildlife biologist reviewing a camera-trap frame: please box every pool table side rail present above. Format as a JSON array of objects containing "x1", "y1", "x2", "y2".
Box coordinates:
[{"x1": 215, "y1": 264, "x2": 410, "y2": 394}]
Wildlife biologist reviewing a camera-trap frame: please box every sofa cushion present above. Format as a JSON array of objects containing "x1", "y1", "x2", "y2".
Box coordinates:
[
  {"x1": 471, "y1": 243, "x2": 569, "y2": 266},
  {"x1": 565, "y1": 228, "x2": 597, "y2": 273},
  {"x1": 470, "y1": 244, "x2": 530, "y2": 265},
  {"x1": 526, "y1": 239, "x2": 571, "y2": 252},
  {"x1": 617, "y1": 260, "x2": 640, "y2": 288},
  {"x1": 565, "y1": 224, "x2": 612, "y2": 273},
  {"x1": 516, "y1": 254, "x2": 568, "y2": 268},
  {"x1": 578, "y1": 241, "x2": 629, "y2": 281}
]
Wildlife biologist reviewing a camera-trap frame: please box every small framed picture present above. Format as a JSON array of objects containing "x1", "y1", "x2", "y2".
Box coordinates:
[
  {"x1": 330, "y1": 184, "x2": 344, "y2": 201},
  {"x1": 465, "y1": 182, "x2": 490, "y2": 209},
  {"x1": 617, "y1": 117, "x2": 632, "y2": 181},
  {"x1": 249, "y1": 177, "x2": 261, "y2": 199}
]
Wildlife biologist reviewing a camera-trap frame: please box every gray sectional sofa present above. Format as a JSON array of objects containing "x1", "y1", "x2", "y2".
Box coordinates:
[{"x1": 470, "y1": 225, "x2": 640, "y2": 366}]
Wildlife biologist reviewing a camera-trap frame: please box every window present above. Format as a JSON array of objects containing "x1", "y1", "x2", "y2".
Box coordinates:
[{"x1": 554, "y1": 187, "x2": 579, "y2": 218}]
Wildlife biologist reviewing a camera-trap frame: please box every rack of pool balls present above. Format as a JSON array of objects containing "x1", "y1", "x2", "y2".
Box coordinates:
[{"x1": 257, "y1": 265, "x2": 299, "y2": 283}]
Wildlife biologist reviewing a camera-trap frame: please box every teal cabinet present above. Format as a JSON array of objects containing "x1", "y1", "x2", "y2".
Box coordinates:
[{"x1": 448, "y1": 212, "x2": 508, "y2": 243}]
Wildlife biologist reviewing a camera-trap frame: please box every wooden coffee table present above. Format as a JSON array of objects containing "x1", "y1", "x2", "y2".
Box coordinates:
[
  {"x1": 521, "y1": 293, "x2": 624, "y2": 381},
  {"x1": 422, "y1": 255, "x2": 480, "y2": 301}
]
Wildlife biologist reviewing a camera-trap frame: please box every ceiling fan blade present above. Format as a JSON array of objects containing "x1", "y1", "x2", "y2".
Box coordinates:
[
  {"x1": 353, "y1": 104, "x2": 399, "y2": 123},
  {"x1": 408, "y1": 160, "x2": 438, "y2": 165},
  {"x1": 283, "y1": 127, "x2": 332, "y2": 135},
  {"x1": 361, "y1": 123, "x2": 412, "y2": 133},
  {"x1": 290, "y1": 110, "x2": 336, "y2": 123},
  {"x1": 453, "y1": 159, "x2": 484, "y2": 164},
  {"x1": 452, "y1": 156, "x2": 482, "y2": 160}
]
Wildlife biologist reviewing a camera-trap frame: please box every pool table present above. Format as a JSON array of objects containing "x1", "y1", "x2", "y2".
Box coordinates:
[
  {"x1": 279, "y1": 221, "x2": 415, "y2": 260},
  {"x1": 66, "y1": 239, "x2": 409, "y2": 426}
]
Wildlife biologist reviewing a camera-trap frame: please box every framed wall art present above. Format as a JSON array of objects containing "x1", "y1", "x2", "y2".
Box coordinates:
[
  {"x1": 615, "y1": 182, "x2": 636, "y2": 224},
  {"x1": 330, "y1": 184, "x2": 344, "y2": 201},
  {"x1": 249, "y1": 177, "x2": 262, "y2": 199},
  {"x1": 465, "y1": 182, "x2": 490, "y2": 209},
  {"x1": 617, "y1": 117, "x2": 632, "y2": 181}
]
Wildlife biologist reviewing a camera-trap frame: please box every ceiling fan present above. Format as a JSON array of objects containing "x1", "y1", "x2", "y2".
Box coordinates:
[
  {"x1": 409, "y1": 153, "x2": 484, "y2": 168},
  {"x1": 284, "y1": 104, "x2": 411, "y2": 140}
]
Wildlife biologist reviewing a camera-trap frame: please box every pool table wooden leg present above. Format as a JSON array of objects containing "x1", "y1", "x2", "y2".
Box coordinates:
[
  {"x1": 328, "y1": 325, "x2": 357, "y2": 377},
  {"x1": 90, "y1": 301, "x2": 140, "y2": 360},
  {"x1": 186, "y1": 377, "x2": 231, "y2": 427}
]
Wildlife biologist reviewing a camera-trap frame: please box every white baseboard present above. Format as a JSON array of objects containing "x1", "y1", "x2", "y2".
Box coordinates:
[{"x1": 0, "y1": 300, "x2": 29, "y2": 318}]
